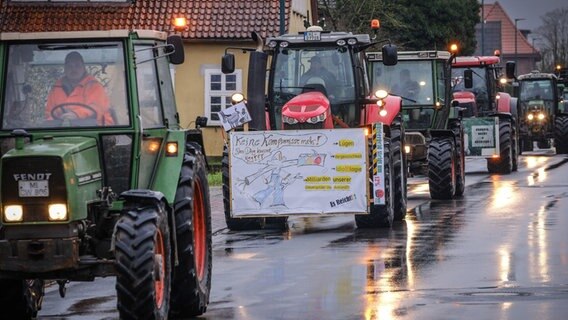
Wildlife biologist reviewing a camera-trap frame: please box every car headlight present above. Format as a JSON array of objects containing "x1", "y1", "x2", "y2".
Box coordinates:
[
  {"x1": 4, "y1": 205, "x2": 23, "y2": 222},
  {"x1": 282, "y1": 115, "x2": 299, "y2": 125},
  {"x1": 48, "y1": 203, "x2": 68, "y2": 221}
]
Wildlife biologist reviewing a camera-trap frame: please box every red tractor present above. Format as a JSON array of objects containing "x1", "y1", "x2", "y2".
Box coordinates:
[
  {"x1": 220, "y1": 25, "x2": 407, "y2": 230},
  {"x1": 451, "y1": 55, "x2": 519, "y2": 174}
]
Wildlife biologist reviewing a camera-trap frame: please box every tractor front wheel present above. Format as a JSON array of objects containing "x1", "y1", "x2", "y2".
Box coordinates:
[
  {"x1": 170, "y1": 142, "x2": 212, "y2": 317},
  {"x1": 356, "y1": 140, "x2": 393, "y2": 228},
  {"x1": 391, "y1": 116, "x2": 407, "y2": 221},
  {"x1": 115, "y1": 203, "x2": 171, "y2": 320},
  {"x1": 0, "y1": 279, "x2": 44, "y2": 319},
  {"x1": 487, "y1": 119, "x2": 513, "y2": 174},
  {"x1": 554, "y1": 115, "x2": 568, "y2": 154}
]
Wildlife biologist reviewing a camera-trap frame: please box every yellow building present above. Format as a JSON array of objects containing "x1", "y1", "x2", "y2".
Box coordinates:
[{"x1": 1, "y1": 0, "x2": 317, "y2": 157}]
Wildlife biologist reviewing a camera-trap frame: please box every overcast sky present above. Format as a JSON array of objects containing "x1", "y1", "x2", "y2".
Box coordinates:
[{"x1": 492, "y1": 0, "x2": 567, "y2": 33}]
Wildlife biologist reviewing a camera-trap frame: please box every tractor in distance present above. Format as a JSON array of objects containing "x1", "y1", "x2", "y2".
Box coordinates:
[
  {"x1": 515, "y1": 70, "x2": 568, "y2": 153},
  {"x1": 367, "y1": 49, "x2": 465, "y2": 199},
  {"x1": 450, "y1": 52, "x2": 519, "y2": 174},
  {"x1": 220, "y1": 22, "x2": 407, "y2": 230},
  {"x1": 0, "y1": 30, "x2": 212, "y2": 319}
]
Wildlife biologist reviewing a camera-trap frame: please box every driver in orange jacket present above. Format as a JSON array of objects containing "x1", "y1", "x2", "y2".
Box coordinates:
[{"x1": 45, "y1": 51, "x2": 114, "y2": 125}]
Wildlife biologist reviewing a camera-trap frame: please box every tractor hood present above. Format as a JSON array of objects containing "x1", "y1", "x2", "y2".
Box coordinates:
[
  {"x1": 1, "y1": 136, "x2": 102, "y2": 223},
  {"x1": 4, "y1": 136, "x2": 98, "y2": 159}
]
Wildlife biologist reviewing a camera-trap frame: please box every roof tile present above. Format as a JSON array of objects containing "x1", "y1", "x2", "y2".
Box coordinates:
[{"x1": 0, "y1": 0, "x2": 295, "y2": 40}]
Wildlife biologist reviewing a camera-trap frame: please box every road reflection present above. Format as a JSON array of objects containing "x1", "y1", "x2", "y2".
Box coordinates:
[{"x1": 325, "y1": 198, "x2": 467, "y2": 319}]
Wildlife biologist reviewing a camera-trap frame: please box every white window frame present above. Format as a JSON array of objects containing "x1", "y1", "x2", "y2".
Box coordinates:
[{"x1": 204, "y1": 69, "x2": 242, "y2": 126}]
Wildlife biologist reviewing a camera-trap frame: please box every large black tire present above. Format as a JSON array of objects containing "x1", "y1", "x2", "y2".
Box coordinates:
[
  {"x1": 487, "y1": 119, "x2": 513, "y2": 174},
  {"x1": 0, "y1": 279, "x2": 44, "y2": 319},
  {"x1": 356, "y1": 140, "x2": 393, "y2": 228},
  {"x1": 554, "y1": 115, "x2": 568, "y2": 154},
  {"x1": 115, "y1": 203, "x2": 171, "y2": 320},
  {"x1": 428, "y1": 137, "x2": 456, "y2": 200},
  {"x1": 511, "y1": 124, "x2": 519, "y2": 172},
  {"x1": 450, "y1": 121, "x2": 466, "y2": 197},
  {"x1": 222, "y1": 145, "x2": 265, "y2": 230},
  {"x1": 170, "y1": 142, "x2": 212, "y2": 317},
  {"x1": 391, "y1": 116, "x2": 407, "y2": 221}
]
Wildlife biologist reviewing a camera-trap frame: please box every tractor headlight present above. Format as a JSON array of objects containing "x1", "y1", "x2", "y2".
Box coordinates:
[
  {"x1": 4, "y1": 205, "x2": 23, "y2": 222},
  {"x1": 48, "y1": 204, "x2": 68, "y2": 221},
  {"x1": 306, "y1": 112, "x2": 327, "y2": 124},
  {"x1": 282, "y1": 115, "x2": 299, "y2": 125},
  {"x1": 374, "y1": 89, "x2": 389, "y2": 99},
  {"x1": 537, "y1": 113, "x2": 545, "y2": 120},
  {"x1": 527, "y1": 113, "x2": 534, "y2": 121},
  {"x1": 231, "y1": 92, "x2": 245, "y2": 105},
  {"x1": 404, "y1": 145, "x2": 411, "y2": 154}
]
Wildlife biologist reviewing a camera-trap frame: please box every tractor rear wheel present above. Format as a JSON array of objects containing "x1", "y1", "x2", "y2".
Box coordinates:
[
  {"x1": 356, "y1": 140, "x2": 392, "y2": 228},
  {"x1": 554, "y1": 115, "x2": 568, "y2": 154},
  {"x1": 487, "y1": 119, "x2": 513, "y2": 174},
  {"x1": 428, "y1": 137, "x2": 456, "y2": 199},
  {"x1": 170, "y1": 142, "x2": 212, "y2": 317},
  {"x1": 0, "y1": 279, "x2": 44, "y2": 319},
  {"x1": 115, "y1": 203, "x2": 171, "y2": 320},
  {"x1": 391, "y1": 116, "x2": 407, "y2": 221},
  {"x1": 222, "y1": 145, "x2": 265, "y2": 230}
]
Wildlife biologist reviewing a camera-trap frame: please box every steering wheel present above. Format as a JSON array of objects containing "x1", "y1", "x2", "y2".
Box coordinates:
[{"x1": 50, "y1": 102, "x2": 98, "y2": 120}]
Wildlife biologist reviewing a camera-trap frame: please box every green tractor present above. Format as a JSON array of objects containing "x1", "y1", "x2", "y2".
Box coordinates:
[
  {"x1": 368, "y1": 50, "x2": 465, "y2": 199},
  {"x1": 0, "y1": 30, "x2": 212, "y2": 319},
  {"x1": 516, "y1": 71, "x2": 568, "y2": 153}
]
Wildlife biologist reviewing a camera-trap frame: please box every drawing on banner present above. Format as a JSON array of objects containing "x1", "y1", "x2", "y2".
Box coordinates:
[{"x1": 219, "y1": 102, "x2": 251, "y2": 131}]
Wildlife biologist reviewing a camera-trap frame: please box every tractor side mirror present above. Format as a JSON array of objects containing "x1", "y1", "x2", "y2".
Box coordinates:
[
  {"x1": 381, "y1": 44, "x2": 397, "y2": 66},
  {"x1": 166, "y1": 35, "x2": 185, "y2": 65},
  {"x1": 464, "y1": 69, "x2": 473, "y2": 89},
  {"x1": 222, "y1": 53, "x2": 235, "y2": 74},
  {"x1": 505, "y1": 61, "x2": 516, "y2": 79}
]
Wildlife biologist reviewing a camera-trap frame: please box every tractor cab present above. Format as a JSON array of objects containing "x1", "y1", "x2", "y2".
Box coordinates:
[
  {"x1": 368, "y1": 50, "x2": 453, "y2": 130},
  {"x1": 222, "y1": 26, "x2": 398, "y2": 131},
  {"x1": 517, "y1": 72, "x2": 558, "y2": 120},
  {"x1": 450, "y1": 56, "x2": 505, "y2": 117},
  {"x1": 267, "y1": 27, "x2": 375, "y2": 129}
]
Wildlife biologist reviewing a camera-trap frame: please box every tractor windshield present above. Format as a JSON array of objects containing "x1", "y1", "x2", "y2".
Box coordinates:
[
  {"x1": 451, "y1": 66, "x2": 490, "y2": 112},
  {"x1": 1, "y1": 41, "x2": 129, "y2": 130},
  {"x1": 519, "y1": 79, "x2": 554, "y2": 102},
  {"x1": 518, "y1": 79, "x2": 556, "y2": 117},
  {"x1": 371, "y1": 60, "x2": 442, "y2": 129},
  {"x1": 270, "y1": 46, "x2": 355, "y2": 128}
]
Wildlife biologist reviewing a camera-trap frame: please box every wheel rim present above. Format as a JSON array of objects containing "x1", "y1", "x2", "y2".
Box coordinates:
[
  {"x1": 154, "y1": 229, "x2": 166, "y2": 308},
  {"x1": 193, "y1": 177, "x2": 207, "y2": 281}
]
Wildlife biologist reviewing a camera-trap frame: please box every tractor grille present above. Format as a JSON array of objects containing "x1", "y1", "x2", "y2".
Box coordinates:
[
  {"x1": 283, "y1": 122, "x2": 324, "y2": 130},
  {"x1": 1, "y1": 156, "x2": 67, "y2": 223}
]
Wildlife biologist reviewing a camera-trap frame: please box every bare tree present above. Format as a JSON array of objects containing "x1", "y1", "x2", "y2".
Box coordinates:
[{"x1": 536, "y1": 7, "x2": 568, "y2": 71}]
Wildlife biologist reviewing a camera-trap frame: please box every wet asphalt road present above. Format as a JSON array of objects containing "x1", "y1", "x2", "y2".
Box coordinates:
[{"x1": 38, "y1": 149, "x2": 568, "y2": 319}]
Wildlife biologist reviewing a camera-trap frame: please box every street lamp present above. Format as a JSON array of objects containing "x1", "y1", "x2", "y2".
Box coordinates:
[
  {"x1": 514, "y1": 18, "x2": 526, "y2": 66},
  {"x1": 531, "y1": 36, "x2": 541, "y2": 70},
  {"x1": 481, "y1": 0, "x2": 485, "y2": 55}
]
